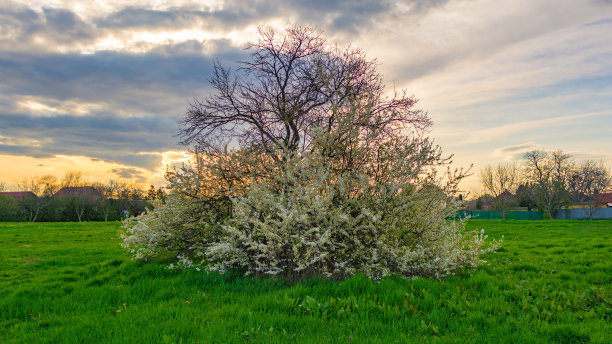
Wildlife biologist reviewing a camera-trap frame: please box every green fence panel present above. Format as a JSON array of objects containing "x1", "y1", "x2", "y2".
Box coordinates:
[{"x1": 455, "y1": 210, "x2": 544, "y2": 220}]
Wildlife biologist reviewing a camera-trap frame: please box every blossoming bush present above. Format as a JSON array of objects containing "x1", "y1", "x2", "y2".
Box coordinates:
[
  {"x1": 122, "y1": 27, "x2": 501, "y2": 280},
  {"x1": 203, "y1": 151, "x2": 499, "y2": 279},
  {"x1": 122, "y1": 147, "x2": 500, "y2": 279},
  {"x1": 121, "y1": 194, "x2": 223, "y2": 264}
]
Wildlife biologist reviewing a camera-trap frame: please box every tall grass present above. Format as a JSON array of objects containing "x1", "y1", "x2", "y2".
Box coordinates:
[{"x1": 1, "y1": 220, "x2": 610, "y2": 343}]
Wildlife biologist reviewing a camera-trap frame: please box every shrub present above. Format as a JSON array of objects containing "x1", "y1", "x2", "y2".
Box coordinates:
[
  {"x1": 122, "y1": 150, "x2": 500, "y2": 279},
  {"x1": 121, "y1": 195, "x2": 223, "y2": 263},
  {"x1": 204, "y1": 152, "x2": 499, "y2": 279},
  {"x1": 121, "y1": 26, "x2": 501, "y2": 280}
]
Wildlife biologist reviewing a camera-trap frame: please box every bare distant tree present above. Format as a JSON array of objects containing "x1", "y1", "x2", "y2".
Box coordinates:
[
  {"x1": 93, "y1": 180, "x2": 124, "y2": 221},
  {"x1": 522, "y1": 150, "x2": 572, "y2": 219},
  {"x1": 16, "y1": 175, "x2": 60, "y2": 221},
  {"x1": 480, "y1": 162, "x2": 519, "y2": 218},
  {"x1": 60, "y1": 170, "x2": 89, "y2": 188},
  {"x1": 179, "y1": 26, "x2": 430, "y2": 163},
  {"x1": 567, "y1": 160, "x2": 612, "y2": 220},
  {"x1": 17, "y1": 175, "x2": 58, "y2": 197}
]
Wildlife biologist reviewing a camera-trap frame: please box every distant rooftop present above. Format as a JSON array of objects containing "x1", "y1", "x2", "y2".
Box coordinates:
[
  {"x1": 0, "y1": 191, "x2": 37, "y2": 202},
  {"x1": 53, "y1": 186, "x2": 103, "y2": 201},
  {"x1": 595, "y1": 193, "x2": 612, "y2": 204}
]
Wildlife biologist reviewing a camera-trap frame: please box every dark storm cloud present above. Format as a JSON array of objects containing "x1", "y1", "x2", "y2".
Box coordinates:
[
  {"x1": 95, "y1": 0, "x2": 435, "y2": 37},
  {"x1": 0, "y1": 43, "x2": 246, "y2": 167}
]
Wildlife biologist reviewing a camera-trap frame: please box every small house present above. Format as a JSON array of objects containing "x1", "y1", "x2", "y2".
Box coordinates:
[{"x1": 53, "y1": 186, "x2": 103, "y2": 202}]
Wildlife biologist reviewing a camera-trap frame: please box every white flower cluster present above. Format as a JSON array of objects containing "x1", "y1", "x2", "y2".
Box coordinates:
[
  {"x1": 122, "y1": 150, "x2": 500, "y2": 280},
  {"x1": 203, "y1": 154, "x2": 500, "y2": 279},
  {"x1": 121, "y1": 195, "x2": 221, "y2": 264}
]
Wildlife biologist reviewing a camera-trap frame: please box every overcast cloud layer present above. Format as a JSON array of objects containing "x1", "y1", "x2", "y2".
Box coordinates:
[{"x1": 1, "y1": 0, "x2": 611, "y2": 188}]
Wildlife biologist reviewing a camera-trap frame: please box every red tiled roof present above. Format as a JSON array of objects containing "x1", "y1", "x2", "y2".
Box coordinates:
[
  {"x1": 495, "y1": 190, "x2": 514, "y2": 200},
  {"x1": 0, "y1": 191, "x2": 37, "y2": 202},
  {"x1": 595, "y1": 193, "x2": 612, "y2": 203}
]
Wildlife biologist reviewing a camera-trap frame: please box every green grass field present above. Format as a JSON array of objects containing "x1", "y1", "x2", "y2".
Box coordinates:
[{"x1": 1, "y1": 220, "x2": 610, "y2": 343}]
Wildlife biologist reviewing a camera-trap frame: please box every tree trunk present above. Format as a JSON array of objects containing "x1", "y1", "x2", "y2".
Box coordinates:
[{"x1": 76, "y1": 208, "x2": 84, "y2": 222}]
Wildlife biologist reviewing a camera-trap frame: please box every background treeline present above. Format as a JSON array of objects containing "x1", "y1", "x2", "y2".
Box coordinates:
[
  {"x1": 474, "y1": 150, "x2": 611, "y2": 220},
  {"x1": 0, "y1": 171, "x2": 165, "y2": 222}
]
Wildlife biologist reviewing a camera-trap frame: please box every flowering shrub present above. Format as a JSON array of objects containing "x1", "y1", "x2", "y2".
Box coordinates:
[
  {"x1": 122, "y1": 27, "x2": 501, "y2": 279},
  {"x1": 122, "y1": 148, "x2": 500, "y2": 279},
  {"x1": 204, "y1": 152, "x2": 500, "y2": 279},
  {"x1": 121, "y1": 195, "x2": 222, "y2": 264}
]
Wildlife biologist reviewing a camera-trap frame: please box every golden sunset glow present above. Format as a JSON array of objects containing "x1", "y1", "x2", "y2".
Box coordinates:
[{"x1": 0, "y1": 151, "x2": 190, "y2": 189}]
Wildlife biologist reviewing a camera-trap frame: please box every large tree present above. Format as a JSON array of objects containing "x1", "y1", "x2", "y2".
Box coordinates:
[
  {"x1": 522, "y1": 150, "x2": 572, "y2": 219},
  {"x1": 180, "y1": 26, "x2": 430, "y2": 159},
  {"x1": 566, "y1": 160, "x2": 611, "y2": 220}
]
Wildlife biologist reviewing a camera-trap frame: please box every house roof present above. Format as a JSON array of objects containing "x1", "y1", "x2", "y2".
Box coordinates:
[
  {"x1": 496, "y1": 190, "x2": 514, "y2": 199},
  {"x1": 0, "y1": 191, "x2": 37, "y2": 202},
  {"x1": 595, "y1": 193, "x2": 612, "y2": 203},
  {"x1": 53, "y1": 186, "x2": 103, "y2": 200}
]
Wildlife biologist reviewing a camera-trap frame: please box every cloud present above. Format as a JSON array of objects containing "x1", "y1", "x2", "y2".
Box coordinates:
[
  {"x1": 95, "y1": 0, "x2": 407, "y2": 37},
  {"x1": 1, "y1": 0, "x2": 454, "y2": 56},
  {"x1": 368, "y1": 0, "x2": 612, "y2": 94},
  {"x1": 496, "y1": 143, "x2": 538, "y2": 154},
  {"x1": 0, "y1": 44, "x2": 245, "y2": 170},
  {"x1": 460, "y1": 111, "x2": 611, "y2": 145},
  {"x1": 280, "y1": 0, "x2": 393, "y2": 34},
  {"x1": 582, "y1": 17, "x2": 612, "y2": 26},
  {"x1": 0, "y1": 47, "x2": 241, "y2": 100},
  {"x1": 567, "y1": 150, "x2": 612, "y2": 164},
  {"x1": 0, "y1": 112, "x2": 175, "y2": 168},
  {"x1": 0, "y1": 3, "x2": 97, "y2": 53},
  {"x1": 492, "y1": 143, "x2": 539, "y2": 161},
  {"x1": 98, "y1": 4, "x2": 279, "y2": 31},
  {"x1": 110, "y1": 167, "x2": 143, "y2": 179}
]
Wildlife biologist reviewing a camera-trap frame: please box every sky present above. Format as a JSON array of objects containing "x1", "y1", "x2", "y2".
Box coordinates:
[{"x1": 1, "y1": 0, "x2": 611, "y2": 192}]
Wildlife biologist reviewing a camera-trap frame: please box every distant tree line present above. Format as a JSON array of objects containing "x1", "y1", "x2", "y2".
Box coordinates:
[
  {"x1": 0, "y1": 171, "x2": 165, "y2": 222},
  {"x1": 476, "y1": 150, "x2": 611, "y2": 220}
]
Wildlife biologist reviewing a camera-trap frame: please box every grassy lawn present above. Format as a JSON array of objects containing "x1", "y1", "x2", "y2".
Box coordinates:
[{"x1": 0, "y1": 220, "x2": 610, "y2": 343}]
